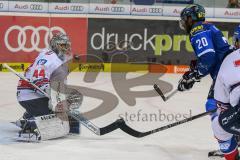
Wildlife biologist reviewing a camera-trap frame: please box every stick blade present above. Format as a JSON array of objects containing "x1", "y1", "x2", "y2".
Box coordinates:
[
  {"x1": 153, "y1": 84, "x2": 166, "y2": 101},
  {"x1": 99, "y1": 118, "x2": 122, "y2": 135},
  {"x1": 119, "y1": 120, "x2": 147, "y2": 138}
]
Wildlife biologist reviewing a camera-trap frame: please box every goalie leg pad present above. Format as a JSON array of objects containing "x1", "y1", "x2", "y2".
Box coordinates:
[
  {"x1": 31, "y1": 114, "x2": 69, "y2": 140},
  {"x1": 68, "y1": 115, "x2": 80, "y2": 134},
  {"x1": 18, "y1": 114, "x2": 70, "y2": 142},
  {"x1": 35, "y1": 114, "x2": 70, "y2": 141}
]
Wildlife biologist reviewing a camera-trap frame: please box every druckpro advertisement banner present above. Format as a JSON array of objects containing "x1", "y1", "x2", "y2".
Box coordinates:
[{"x1": 87, "y1": 18, "x2": 237, "y2": 65}]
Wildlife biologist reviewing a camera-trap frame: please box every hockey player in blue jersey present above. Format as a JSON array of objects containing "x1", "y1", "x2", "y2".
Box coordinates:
[
  {"x1": 177, "y1": 4, "x2": 236, "y2": 160},
  {"x1": 233, "y1": 25, "x2": 240, "y2": 49}
]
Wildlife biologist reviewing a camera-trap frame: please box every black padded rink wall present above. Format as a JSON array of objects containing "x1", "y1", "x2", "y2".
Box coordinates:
[{"x1": 87, "y1": 18, "x2": 237, "y2": 65}]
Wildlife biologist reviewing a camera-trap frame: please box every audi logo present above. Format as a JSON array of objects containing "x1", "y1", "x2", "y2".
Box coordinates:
[
  {"x1": 149, "y1": 8, "x2": 163, "y2": 14},
  {"x1": 70, "y1": 5, "x2": 84, "y2": 11},
  {"x1": 111, "y1": 7, "x2": 125, "y2": 12},
  {"x1": 0, "y1": 3, "x2": 3, "y2": 9},
  {"x1": 30, "y1": 4, "x2": 43, "y2": 10},
  {"x1": 4, "y1": 25, "x2": 66, "y2": 52}
]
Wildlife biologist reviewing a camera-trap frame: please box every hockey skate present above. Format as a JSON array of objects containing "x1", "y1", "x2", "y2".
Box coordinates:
[{"x1": 17, "y1": 120, "x2": 41, "y2": 142}]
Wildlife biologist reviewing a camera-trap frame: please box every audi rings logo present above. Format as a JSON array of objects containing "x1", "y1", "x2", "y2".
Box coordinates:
[
  {"x1": 0, "y1": 3, "x2": 3, "y2": 9},
  {"x1": 149, "y1": 8, "x2": 163, "y2": 14},
  {"x1": 30, "y1": 4, "x2": 43, "y2": 10},
  {"x1": 70, "y1": 5, "x2": 84, "y2": 11},
  {"x1": 4, "y1": 25, "x2": 66, "y2": 52},
  {"x1": 111, "y1": 7, "x2": 125, "y2": 12}
]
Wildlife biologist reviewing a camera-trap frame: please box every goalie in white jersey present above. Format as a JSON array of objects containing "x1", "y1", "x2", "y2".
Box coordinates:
[
  {"x1": 211, "y1": 25, "x2": 240, "y2": 160},
  {"x1": 16, "y1": 32, "x2": 81, "y2": 141}
]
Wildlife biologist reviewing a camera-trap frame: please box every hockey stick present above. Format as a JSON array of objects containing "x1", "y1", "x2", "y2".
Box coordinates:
[
  {"x1": 3, "y1": 63, "x2": 122, "y2": 136},
  {"x1": 69, "y1": 110, "x2": 122, "y2": 135},
  {"x1": 153, "y1": 84, "x2": 178, "y2": 102},
  {"x1": 6, "y1": 63, "x2": 214, "y2": 138},
  {"x1": 118, "y1": 109, "x2": 217, "y2": 138},
  {"x1": 3, "y1": 63, "x2": 50, "y2": 98}
]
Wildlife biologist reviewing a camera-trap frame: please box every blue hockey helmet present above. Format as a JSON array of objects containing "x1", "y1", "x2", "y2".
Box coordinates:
[
  {"x1": 233, "y1": 25, "x2": 240, "y2": 46},
  {"x1": 179, "y1": 4, "x2": 205, "y2": 32}
]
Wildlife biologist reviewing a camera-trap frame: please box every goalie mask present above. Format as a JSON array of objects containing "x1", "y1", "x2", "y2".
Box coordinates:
[{"x1": 49, "y1": 32, "x2": 71, "y2": 60}]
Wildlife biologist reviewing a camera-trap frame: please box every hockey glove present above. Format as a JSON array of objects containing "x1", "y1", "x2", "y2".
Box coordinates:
[
  {"x1": 189, "y1": 59, "x2": 197, "y2": 71},
  {"x1": 178, "y1": 70, "x2": 202, "y2": 91},
  {"x1": 218, "y1": 103, "x2": 240, "y2": 135},
  {"x1": 66, "y1": 89, "x2": 83, "y2": 110}
]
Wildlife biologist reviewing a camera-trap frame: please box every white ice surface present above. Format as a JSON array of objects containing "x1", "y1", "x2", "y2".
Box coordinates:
[{"x1": 0, "y1": 72, "x2": 220, "y2": 160}]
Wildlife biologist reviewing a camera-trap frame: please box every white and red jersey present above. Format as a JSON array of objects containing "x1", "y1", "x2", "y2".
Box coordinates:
[
  {"x1": 214, "y1": 49, "x2": 240, "y2": 107},
  {"x1": 17, "y1": 48, "x2": 70, "y2": 101},
  {"x1": 212, "y1": 49, "x2": 240, "y2": 146}
]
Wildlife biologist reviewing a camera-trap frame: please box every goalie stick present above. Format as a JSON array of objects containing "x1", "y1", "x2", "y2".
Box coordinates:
[
  {"x1": 118, "y1": 108, "x2": 217, "y2": 138},
  {"x1": 153, "y1": 84, "x2": 178, "y2": 102},
  {"x1": 69, "y1": 110, "x2": 121, "y2": 135},
  {"x1": 3, "y1": 63, "x2": 122, "y2": 136}
]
